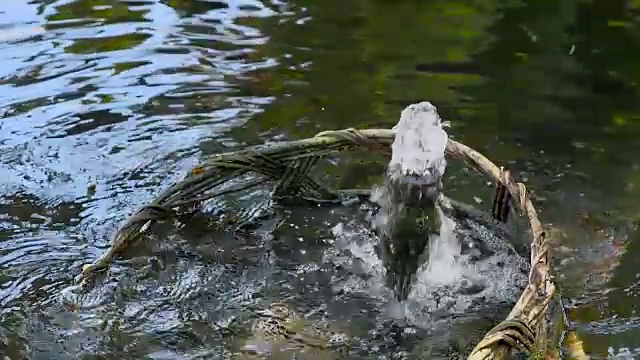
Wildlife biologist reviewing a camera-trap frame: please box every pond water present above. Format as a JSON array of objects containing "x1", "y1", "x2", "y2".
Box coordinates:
[{"x1": 1, "y1": 0, "x2": 640, "y2": 359}]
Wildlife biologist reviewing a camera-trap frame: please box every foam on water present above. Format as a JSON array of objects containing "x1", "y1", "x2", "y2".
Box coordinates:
[{"x1": 328, "y1": 204, "x2": 528, "y2": 326}]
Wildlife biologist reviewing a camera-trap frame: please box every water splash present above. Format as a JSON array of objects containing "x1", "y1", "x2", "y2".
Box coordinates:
[
  {"x1": 328, "y1": 102, "x2": 528, "y2": 329},
  {"x1": 419, "y1": 205, "x2": 463, "y2": 286},
  {"x1": 329, "y1": 200, "x2": 528, "y2": 325},
  {"x1": 388, "y1": 101, "x2": 448, "y2": 187},
  {"x1": 371, "y1": 101, "x2": 457, "y2": 300}
]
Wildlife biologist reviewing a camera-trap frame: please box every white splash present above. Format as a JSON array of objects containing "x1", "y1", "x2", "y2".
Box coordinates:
[
  {"x1": 418, "y1": 205, "x2": 464, "y2": 286},
  {"x1": 388, "y1": 101, "x2": 448, "y2": 185}
]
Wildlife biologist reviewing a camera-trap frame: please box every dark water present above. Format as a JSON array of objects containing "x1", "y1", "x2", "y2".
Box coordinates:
[{"x1": 1, "y1": 0, "x2": 640, "y2": 358}]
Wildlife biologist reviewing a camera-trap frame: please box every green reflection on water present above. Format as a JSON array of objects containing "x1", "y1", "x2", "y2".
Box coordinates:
[
  {"x1": 162, "y1": 0, "x2": 229, "y2": 16},
  {"x1": 47, "y1": 0, "x2": 149, "y2": 25},
  {"x1": 240, "y1": 0, "x2": 495, "y2": 141},
  {"x1": 64, "y1": 33, "x2": 152, "y2": 54}
]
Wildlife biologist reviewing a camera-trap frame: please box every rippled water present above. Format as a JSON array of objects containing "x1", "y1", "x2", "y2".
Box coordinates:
[
  {"x1": 2, "y1": 0, "x2": 640, "y2": 359},
  {"x1": 0, "y1": 1, "x2": 314, "y2": 358}
]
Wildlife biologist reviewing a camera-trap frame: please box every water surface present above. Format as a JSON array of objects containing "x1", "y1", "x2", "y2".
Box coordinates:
[{"x1": 1, "y1": 0, "x2": 640, "y2": 358}]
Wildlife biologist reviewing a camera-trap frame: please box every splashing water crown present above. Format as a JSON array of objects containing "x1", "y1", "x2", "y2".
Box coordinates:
[{"x1": 388, "y1": 101, "x2": 448, "y2": 187}]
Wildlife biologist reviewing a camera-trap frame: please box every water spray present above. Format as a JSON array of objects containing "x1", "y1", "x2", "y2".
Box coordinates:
[{"x1": 372, "y1": 102, "x2": 451, "y2": 300}]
